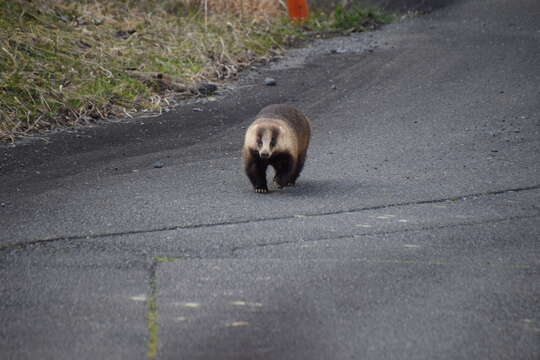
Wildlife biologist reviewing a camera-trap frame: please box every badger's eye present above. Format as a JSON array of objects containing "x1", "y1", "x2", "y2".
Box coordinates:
[{"x1": 256, "y1": 140, "x2": 262, "y2": 147}]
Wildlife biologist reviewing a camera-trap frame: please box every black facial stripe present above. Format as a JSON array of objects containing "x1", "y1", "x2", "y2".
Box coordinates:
[
  {"x1": 270, "y1": 127, "x2": 280, "y2": 147},
  {"x1": 254, "y1": 128, "x2": 262, "y2": 146}
]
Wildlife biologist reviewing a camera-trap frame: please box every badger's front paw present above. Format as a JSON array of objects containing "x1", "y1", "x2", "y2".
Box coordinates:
[
  {"x1": 254, "y1": 187, "x2": 269, "y2": 193},
  {"x1": 273, "y1": 176, "x2": 289, "y2": 189}
]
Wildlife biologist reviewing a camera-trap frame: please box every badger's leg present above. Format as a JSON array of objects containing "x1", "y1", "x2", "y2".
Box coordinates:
[
  {"x1": 288, "y1": 153, "x2": 306, "y2": 186},
  {"x1": 245, "y1": 155, "x2": 269, "y2": 193},
  {"x1": 271, "y1": 153, "x2": 294, "y2": 188}
]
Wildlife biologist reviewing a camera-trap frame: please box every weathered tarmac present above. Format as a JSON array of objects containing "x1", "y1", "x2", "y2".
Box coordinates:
[{"x1": 1, "y1": 0, "x2": 539, "y2": 358}]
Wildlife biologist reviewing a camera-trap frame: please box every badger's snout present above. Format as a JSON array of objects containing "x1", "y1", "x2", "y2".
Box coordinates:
[{"x1": 259, "y1": 151, "x2": 270, "y2": 159}]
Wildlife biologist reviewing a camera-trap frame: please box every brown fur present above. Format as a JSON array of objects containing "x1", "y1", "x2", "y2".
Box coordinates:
[{"x1": 243, "y1": 104, "x2": 311, "y2": 193}]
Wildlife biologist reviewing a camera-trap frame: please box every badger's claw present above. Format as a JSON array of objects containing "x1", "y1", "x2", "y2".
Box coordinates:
[
  {"x1": 273, "y1": 177, "x2": 296, "y2": 188},
  {"x1": 273, "y1": 177, "x2": 288, "y2": 189},
  {"x1": 255, "y1": 187, "x2": 269, "y2": 193},
  {"x1": 273, "y1": 182, "x2": 285, "y2": 189}
]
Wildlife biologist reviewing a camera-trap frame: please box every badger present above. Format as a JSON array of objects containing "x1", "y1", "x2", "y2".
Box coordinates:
[{"x1": 242, "y1": 104, "x2": 311, "y2": 193}]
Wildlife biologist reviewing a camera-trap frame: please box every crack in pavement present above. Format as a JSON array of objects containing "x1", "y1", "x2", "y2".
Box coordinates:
[
  {"x1": 145, "y1": 256, "x2": 188, "y2": 360},
  {"x1": 1, "y1": 184, "x2": 539, "y2": 252},
  {"x1": 228, "y1": 213, "x2": 540, "y2": 257},
  {"x1": 146, "y1": 259, "x2": 159, "y2": 360}
]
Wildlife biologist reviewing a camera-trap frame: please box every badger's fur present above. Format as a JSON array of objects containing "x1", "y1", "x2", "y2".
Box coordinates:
[{"x1": 243, "y1": 104, "x2": 311, "y2": 193}]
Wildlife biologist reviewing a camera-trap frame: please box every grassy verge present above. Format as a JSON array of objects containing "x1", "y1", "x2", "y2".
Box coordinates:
[{"x1": 0, "y1": 0, "x2": 392, "y2": 142}]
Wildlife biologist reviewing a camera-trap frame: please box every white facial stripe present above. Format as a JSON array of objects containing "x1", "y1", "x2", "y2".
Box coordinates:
[{"x1": 260, "y1": 130, "x2": 272, "y2": 154}]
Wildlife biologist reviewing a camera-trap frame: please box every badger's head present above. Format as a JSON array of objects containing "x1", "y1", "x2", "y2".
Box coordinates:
[{"x1": 252, "y1": 124, "x2": 280, "y2": 160}]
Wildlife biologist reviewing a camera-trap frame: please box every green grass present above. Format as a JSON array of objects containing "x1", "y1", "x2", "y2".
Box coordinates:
[
  {"x1": 333, "y1": 5, "x2": 393, "y2": 32},
  {"x1": 0, "y1": 0, "x2": 393, "y2": 142}
]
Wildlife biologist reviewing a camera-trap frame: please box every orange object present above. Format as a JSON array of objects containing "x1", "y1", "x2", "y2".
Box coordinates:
[{"x1": 287, "y1": 0, "x2": 309, "y2": 22}]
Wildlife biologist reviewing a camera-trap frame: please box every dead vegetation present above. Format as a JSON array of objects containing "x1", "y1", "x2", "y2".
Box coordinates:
[
  {"x1": 184, "y1": 0, "x2": 284, "y2": 18},
  {"x1": 0, "y1": 0, "x2": 391, "y2": 142}
]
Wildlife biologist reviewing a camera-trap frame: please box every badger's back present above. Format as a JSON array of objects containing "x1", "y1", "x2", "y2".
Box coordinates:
[{"x1": 255, "y1": 104, "x2": 311, "y2": 154}]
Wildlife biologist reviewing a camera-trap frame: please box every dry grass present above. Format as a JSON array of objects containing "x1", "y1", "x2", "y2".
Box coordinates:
[
  {"x1": 0, "y1": 0, "x2": 288, "y2": 141},
  {"x1": 0, "y1": 0, "x2": 391, "y2": 142},
  {"x1": 184, "y1": 0, "x2": 284, "y2": 18}
]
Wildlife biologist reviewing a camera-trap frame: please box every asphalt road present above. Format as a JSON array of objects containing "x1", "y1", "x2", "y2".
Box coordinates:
[{"x1": 1, "y1": 0, "x2": 539, "y2": 359}]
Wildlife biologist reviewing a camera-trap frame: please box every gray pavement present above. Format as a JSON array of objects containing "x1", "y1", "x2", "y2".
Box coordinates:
[{"x1": 1, "y1": 0, "x2": 539, "y2": 359}]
